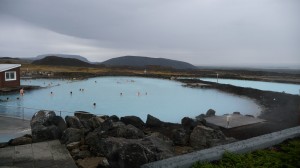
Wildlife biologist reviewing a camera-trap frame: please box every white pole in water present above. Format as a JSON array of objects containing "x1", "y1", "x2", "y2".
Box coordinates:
[{"x1": 216, "y1": 73, "x2": 219, "y2": 83}]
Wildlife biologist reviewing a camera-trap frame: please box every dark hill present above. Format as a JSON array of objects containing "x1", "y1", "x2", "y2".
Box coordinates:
[
  {"x1": 34, "y1": 54, "x2": 91, "y2": 63},
  {"x1": 32, "y1": 56, "x2": 93, "y2": 67},
  {"x1": 102, "y1": 56, "x2": 197, "y2": 69}
]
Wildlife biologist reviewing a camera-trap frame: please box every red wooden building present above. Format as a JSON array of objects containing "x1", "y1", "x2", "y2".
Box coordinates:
[{"x1": 0, "y1": 64, "x2": 21, "y2": 88}]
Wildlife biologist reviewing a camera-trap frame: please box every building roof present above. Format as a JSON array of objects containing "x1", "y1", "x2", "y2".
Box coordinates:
[{"x1": 0, "y1": 64, "x2": 21, "y2": 72}]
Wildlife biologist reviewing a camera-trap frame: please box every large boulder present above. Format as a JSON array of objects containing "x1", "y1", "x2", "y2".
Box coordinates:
[
  {"x1": 120, "y1": 116, "x2": 145, "y2": 129},
  {"x1": 87, "y1": 117, "x2": 105, "y2": 130},
  {"x1": 181, "y1": 117, "x2": 197, "y2": 130},
  {"x1": 206, "y1": 109, "x2": 216, "y2": 117},
  {"x1": 86, "y1": 133, "x2": 174, "y2": 168},
  {"x1": 115, "y1": 143, "x2": 155, "y2": 168},
  {"x1": 65, "y1": 116, "x2": 83, "y2": 129},
  {"x1": 30, "y1": 110, "x2": 56, "y2": 128},
  {"x1": 145, "y1": 114, "x2": 164, "y2": 127},
  {"x1": 190, "y1": 125, "x2": 226, "y2": 149},
  {"x1": 75, "y1": 111, "x2": 96, "y2": 121},
  {"x1": 171, "y1": 128, "x2": 189, "y2": 146},
  {"x1": 9, "y1": 135, "x2": 32, "y2": 146},
  {"x1": 31, "y1": 110, "x2": 66, "y2": 142},
  {"x1": 141, "y1": 132, "x2": 174, "y2": 160},
  {"x1": 61, "y1": 128, "x2": 84, "y2": 144},
  {"x1": 76, "y1": 157, "x2": 109, "y2": 168},
  {"x1": 107, "y1": 124, "x2": 145, "y2": 139}
]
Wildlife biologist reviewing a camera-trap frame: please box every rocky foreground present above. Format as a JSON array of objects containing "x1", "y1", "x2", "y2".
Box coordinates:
[{"x1": 5, "y1": 109, "x2": 235, "y2": 168}]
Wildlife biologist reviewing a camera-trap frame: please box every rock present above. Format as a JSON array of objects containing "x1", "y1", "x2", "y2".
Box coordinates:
[
  {"x1": 71, "y1": 148, "x2": 80, "y2": 155},
  {"x1": 88, "y1": 117, "x2": 104, "y2": 130},
  {"x1": 46, "y1": 116, "x2": 67, "y2": 131},
  {"x1": 116, "y1": 143, "x2": 152, "y2": 168},
  {"x1": 108, "y1": 124, "x2": 145, "y2": 139},
  {"x1": 9, "y1": 136, "x2": 32, "y2": 146},
  {"x1": 89, "y1": 137, "x2": 156, "y2": 168},
  {"x1": 141, "y1": 132, "x2": 174, "y2": 160},
  {"x1": 75, "y1": 111, "x2": 96, "y2": 121},
  {"x1": 181, "y1": 117, "x2": 196, "y2": 130},
  {"x1": 171, "y1": 128, "x2": 189, "y2": 146},
  {"x1": 120, "y1": 116, "x2": 145, "y2": 129},
  {"x1": 32, "y1": 124, "x2": 62, "y2": 142},
  {"x1": 190, "y1": 125, "x2": 226, "y2": 149},
  {"x1": 31, "y1": 110, "x2": 66, "y2": 142},
  {"x1": 80, "y1": 145, "x2": 89, "y2": 151},
  {"x1": 73, "y1": 150, "x2": 91, "y2": 160},
  {"x1": 30, "y1": 110, "x2": 56, "y2": 128},
  {"x1": 146, "y1": 114, "x2": 164, "y2": 127},
  {"x1": 101, "y1": 120, "x2": 125, "y2": 132},
  {"x1": 65, "y1": 116, "x2": 83, "y2": 129},
  {"x1": 61, "y1": 128, "x2": 84, "y2": 144},
  {"x1": 66, "y1": 141, "x2": 81, "y2": 150},
  {"x1": 206, "y1": 109, "x2": 216, "y2": 117},
  {"x1": 77, "y1": 157, "x2": 109, "y2": 168},
  {"x1": 195, "y1": 114, "x2": 206, "y2": 124},
  {"x1": 109, "y1": 115, "x2": 119, "y2": 122}
]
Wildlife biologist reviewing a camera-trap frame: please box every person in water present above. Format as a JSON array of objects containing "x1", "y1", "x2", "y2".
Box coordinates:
[{"x1": 20, "y1": 88, "x2": 24, "y2": 96}]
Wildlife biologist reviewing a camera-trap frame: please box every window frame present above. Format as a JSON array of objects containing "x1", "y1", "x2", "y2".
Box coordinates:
[{"x1": 5, "y1": 71, "x2": 17, "y2": 81}]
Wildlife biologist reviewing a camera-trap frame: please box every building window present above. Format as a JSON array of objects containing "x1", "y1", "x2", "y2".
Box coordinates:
[{"x1": 5, "y1": 71, "x2": 17, "y2": 81}]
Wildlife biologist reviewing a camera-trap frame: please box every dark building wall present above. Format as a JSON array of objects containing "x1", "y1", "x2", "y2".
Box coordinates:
[{"x1": 0, "y1": 67, "x2": 21, "y2": 88}]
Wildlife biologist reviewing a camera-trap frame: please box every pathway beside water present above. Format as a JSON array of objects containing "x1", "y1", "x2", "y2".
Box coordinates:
[
  {"x1": 0, "y1": 116, "x2": 30, "y2": 143},
  {"x1": 0, "y1": 140, "x2": 77, "y2": 168},
  {"x1": 200, "y1": 78, "x2": 300, "y2": 95}
]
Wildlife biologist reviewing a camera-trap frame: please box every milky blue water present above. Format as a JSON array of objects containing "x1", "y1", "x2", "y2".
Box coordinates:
[
  {"x1": 0, "y1": 77, "x2": 261, "y2": 123},
  {"x1": 200, "y1": 78, "x2": 300, "y2": 95}
]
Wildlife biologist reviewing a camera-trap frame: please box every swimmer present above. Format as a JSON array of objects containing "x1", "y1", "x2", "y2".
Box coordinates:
[
  {"x1": 70, "y1": 91, "x2": 72, "y2": 94},
  {"x1": 20, "y1": 88, "x2": 24, "y2": 96},
  {"x1": 120, "y1": 92, "x2": 123, "y2": 96},
  {"x1": 93, "y1": 103, "x2": 96, "y2": 106}
]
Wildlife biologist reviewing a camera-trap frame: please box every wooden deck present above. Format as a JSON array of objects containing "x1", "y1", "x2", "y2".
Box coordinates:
[{"x1": 205, "y1": 114, "x2": 265, "y2": 128}]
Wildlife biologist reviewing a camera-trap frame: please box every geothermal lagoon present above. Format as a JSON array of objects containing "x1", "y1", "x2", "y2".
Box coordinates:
[{"x1": 0, "y1": 77, "x2": 262, "y2": 122}]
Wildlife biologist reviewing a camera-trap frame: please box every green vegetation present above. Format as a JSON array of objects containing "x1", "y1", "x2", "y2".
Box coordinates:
[{"x1": 193, "y1": 138, "x2": 300, "y2": 168}]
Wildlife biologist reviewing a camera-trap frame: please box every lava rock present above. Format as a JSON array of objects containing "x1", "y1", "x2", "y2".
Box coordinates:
[
  {"x1": 171, "y1": 128, "x2": 189, "y2": 146},
  {"x1": 9, "y1": 135, "x2": 32, "y2": 146},
  {"x1": 120, "y1": 116, "x2": 145, "y2": 129},
  {"x1": 206, "y1": 109, "x2": 216, "y2": 117},
  {"x1": 146, "y1": 114, "x2": 164, "y2": 127},
  {"x1": 31, "y1": 111, "x2": 66, "y2": 142},
  {"x1": 61, "y1": 128, "x2": 84, "y2": 144},
  {"x1": 190, "y1": 125, "x2": 226, "y2": 149},
  {"x1": 65, "y1": 116, "x2": 83, "y2": 129}
]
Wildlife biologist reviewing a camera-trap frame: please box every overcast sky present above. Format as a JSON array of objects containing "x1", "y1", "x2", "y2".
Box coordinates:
[{"x1": 0, "y1": 0, "x2": 299, "y2": 67}]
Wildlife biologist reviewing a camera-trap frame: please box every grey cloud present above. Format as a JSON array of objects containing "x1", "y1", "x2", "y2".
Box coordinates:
[{"x1": 0, "y1": 0, "x2": 299, "y2": 66}]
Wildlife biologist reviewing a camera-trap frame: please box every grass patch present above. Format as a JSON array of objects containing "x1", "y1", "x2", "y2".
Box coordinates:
[{"x1": 193, "y1": 138, "x2": 300, "y2": 168}]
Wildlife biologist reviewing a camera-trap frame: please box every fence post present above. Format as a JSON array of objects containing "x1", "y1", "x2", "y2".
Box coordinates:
[{"x1": 22, "y1": 106, "x2": 24, "y2": 121}]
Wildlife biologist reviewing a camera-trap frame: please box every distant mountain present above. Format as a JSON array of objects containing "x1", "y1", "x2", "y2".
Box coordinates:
[
  {"x1": 30, "y1": 54, "x2": 91, "y2": 63},
  {"x1": 32, "y1": 56, "x2": 93, "y2": 67},
  {"x1": 101, "y1": 56, "x2": 197, "y2": 70}
]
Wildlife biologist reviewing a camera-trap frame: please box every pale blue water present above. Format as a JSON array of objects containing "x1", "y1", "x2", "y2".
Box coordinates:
[
  {"x1": 0, "y1": 77, "x2": 261, "y2": 123},
  {"x1": 200, "y1": 78, "x2": 300, "y2": 95}
]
